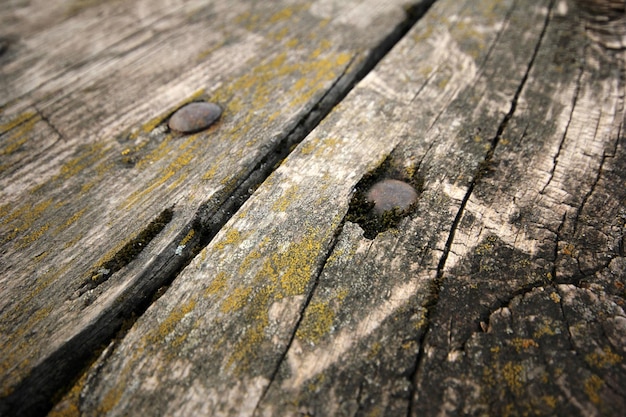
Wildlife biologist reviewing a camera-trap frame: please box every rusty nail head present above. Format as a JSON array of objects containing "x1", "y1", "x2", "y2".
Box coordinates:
[
  {"x1": 168, "y1": 102, "x2": 222, "y2": 133},
  {"x1": 366, "y1": 179, "x2": 418, "y2": 215}
]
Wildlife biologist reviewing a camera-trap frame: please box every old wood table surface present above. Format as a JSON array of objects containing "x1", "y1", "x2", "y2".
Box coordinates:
[{"x1": 1, "y1": 0, "x2": 625, "y2": 416}]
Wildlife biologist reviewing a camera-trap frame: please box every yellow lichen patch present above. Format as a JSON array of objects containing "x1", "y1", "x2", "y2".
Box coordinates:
[
  {"x1": 239, "y1": 249, "x2": 262, "y2": 274},
  {"x1": 146, "y1": 298, "x2": 197, "y2": 344},
  {"x1": 237, "y1": 3, "x2": 309, "y2": 32},
  {"x1": 542, "y1": 395, "x2": 558, "y2": 409},
  {"x1": 274, "y1": 233, "x2": 321, "y2": 295},
  {"x1": 0, "y1": 114, "x2": 38, "y2": 156},
  {"x1": 0, "y1": 111, "x2": 37, "y2": 134},
  {"x1": 204, "y1": 271, "x2": 229, "y2": 298},
  {"x1": 413, "y1": 308, "x2": 428, "y2": 330},
  {"x1": 56, "y1": 142, "x2": 108, "y2": 182},
  {"x1": 209, "y1": 40, "x2": 352, "y2": 145},
  {"x1": 2, "y1": 198, "x2": 55, "y2": 244},
  {"x1": 272, "y1": 184, "x2": 300, "y2": 212},
  {"x1": 171, "y1": 333, "x2": 188, "y2": 349},
  {"x1": 96, "y1": 384, "x2": 125, "y2": 415},
  {"x1": 16, "y1": 224, "x2": 50, "y2": 249},
  {"x1": 122, "y1": 139, "x2": 200, "y2": 209},
  {"x1": 475, "y1": 235, "x2": 498, "y2": 255},
  {"x1": 227, "y1": 321, "x2": 266, "y2": 372},
  {"x1": 309, "y1": 137, "x2": 344, "y2": 160},
  {"x1": 510, "y1": 338, "x2": 539, "y2": 353},
  {"x1": 265, "y1": 229, "x2": 324, "y2": 296},
  {"x1": 0, "y1": 203, "x2": 11, "y2": 220},
  {"x1": 213, "y1": 228, "x2": 246, "y2": 251},
  {"x1": 561, "y1": 243, "x2": 576, "y2": 256},
  {"x1": 227, "y1": 229, "x2": 330, "y2": 372},
  {"x1": 298, "y1": 138, "x2": 319, "y2": 156},
  {"x1": 288, "y1": 52, "x2": 352, "y2": 109},
  {"x1": 585, "y1": 346, "x2": 623, "y2": 369},
  {"x1": 61, "y1": 207, "x2": 88, "y2": 230},
  {"x1": 296, "y1": 301, "x2": 334, "y2": 344},
  {"x1": 269, "y1": 8, "x2": 293, "y2": 23},
  {"x1": 132, "y1": 136, "x2": 175, "y2": 171},
  {"x1": 502, "y1": 362, "x2": 524, "y2": 395},
  {"x1": 584, "y1": 374, "x2": 604, "y2": 405},
  {"x1": 63, "y1": 234, "x2": 84, "y2": 250},
  {"x1": 179, "y1": 229, "x2": 195, "y2": 247},
  {"x1": 166, "y1": 174, "x2": 187, "y2": 191},
  {"x1": 306, "y1": 373, "x2": 326, "y2": 393},
  {"x1": 225, "y1": 284, "x2": 276, "y2": 373},
  {"x1": 532, "y1": 319, "x2": 558, "y2": 339},
  {"x1": 48, "y1": 367, "x2": 89, "y2": 417},
  {"x1": 201, "y1": 162, "x2": 219, "y2": 181},
  {"x1": 220, "y1": 286, "x2": 253, "y2": 313},
  {"x1": 286, "y1": 38, "x2": 299, "y2": 48},
  {"x1": 367, "y1": 342, "x2": 383, "y2": 360},
  {"x1": 271, "y1": 27, "x2": 290, "y2": 42},
  {"x1": 549, "y1": 292, "x2": 561, "y2": 303},
  {"x1": 366, "y1": 406, "x2": 385, "y2": 417}
]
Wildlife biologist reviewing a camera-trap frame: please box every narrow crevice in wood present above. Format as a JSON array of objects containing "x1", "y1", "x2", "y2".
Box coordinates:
[
  {"x1": 17, "y1": 3, "x2": 441, "y2": 416},
  {"x1": 75, "y1": 207, "x2": 174, "y2": 299},
  {"x1": 252, "y1": 219, "x2": 347, "y2": 415},
  {"x1": 34, "y1": 105, "x2": 66, "y2": 143},
  {"x1": 554, "y1": 285, "x2": 577, "y2": 350},
  {"x1": 406, "y1": 2, "x2": 556, "y2": 415},
  {"x1": 540, "y1": 39, "x2": 587, "y2": 196}
]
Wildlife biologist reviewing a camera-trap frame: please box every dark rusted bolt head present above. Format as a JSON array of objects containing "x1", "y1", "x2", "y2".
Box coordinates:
[
  {"x1": 168, "y1": 102, "x2": 222, "y2": 133},
  {"x1": 365, "y1": 179, "x2": 418, "y2": 215}
]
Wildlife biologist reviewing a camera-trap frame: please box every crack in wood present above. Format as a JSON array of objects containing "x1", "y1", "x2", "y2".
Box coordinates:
[
  {"x1": 75, "y1": 207, "x2": 174, "y2": 300},
  {"x1": 34, "y1": 105, "x2": 66, "y2": 143},
  {"x1": 252, "y1": 217, "x2": 346, "y2": 415},
  {"x1": 540, "y1": 40, "x2": 587, "y2": 196}
]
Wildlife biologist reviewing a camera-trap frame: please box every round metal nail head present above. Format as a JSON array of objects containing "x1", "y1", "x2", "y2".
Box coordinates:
[
  {"x1": 168, "y1": 102, "x2": 222, "y2": 133},
  {"x1": 366, "y1": 179, "x2": 418, "y2": 215}
]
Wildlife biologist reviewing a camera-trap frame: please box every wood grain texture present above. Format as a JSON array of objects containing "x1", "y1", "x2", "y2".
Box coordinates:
[
  {"x1": 0, "y1": 0, "x2": 426, "y2": 414},
  {"x1": 70, "y1": 0, "x2": 622, "y2": 416}
]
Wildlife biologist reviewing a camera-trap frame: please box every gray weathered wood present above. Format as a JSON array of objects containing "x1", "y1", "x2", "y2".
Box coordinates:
[
  {"x1": 0, "y1": 1, "x2": 428, "y2": 414},
  {"x1": 66, "y1": 0, "x2": 626, "y2": 416}
]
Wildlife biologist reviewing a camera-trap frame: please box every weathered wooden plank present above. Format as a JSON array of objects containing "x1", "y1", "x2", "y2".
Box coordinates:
[
  {"x1": 0, "y1": 1, "x2": 429, "y2": 414},
  {"x1": 68, "y1": 0, "x2": 580, "y2": 415},
  {"x1": 410, "y1": 0, "x2": 626, "y2": 414}
]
